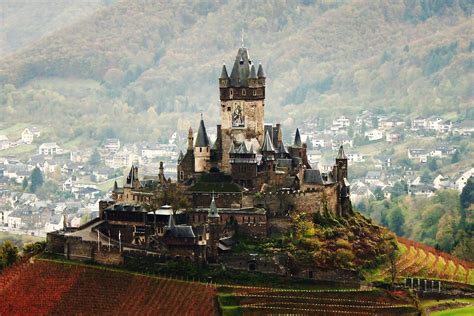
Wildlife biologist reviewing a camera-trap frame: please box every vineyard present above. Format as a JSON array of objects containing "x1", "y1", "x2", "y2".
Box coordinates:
[
  {"x1": 375, "y1": 237, "x2": 474, "y2": 285},
  {"x1": 0, "y1": 259, "x2": 217, "y2": 315},
  {"x1": 218, "y1": 286, "x2": 418, "y2": 315}
]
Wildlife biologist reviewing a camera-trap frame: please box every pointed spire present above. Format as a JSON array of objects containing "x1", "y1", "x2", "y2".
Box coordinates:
[
  {"x1": 159, "y1": 161, "x2": 164, "y2": 176},
  {"x1": 208, "y1": 192, "x2": 219, "y2": 218},
  {"x1": 249, "y1": 64, "x2": 257, "y2": 79},
  {"x1": 113, "y1": 180, "x2": 118, "y2": 193},
  {"x1": 195, "y1": 117, "x2": 210, "y2": 147},
  {"x1": 238, "y1": 142, "x2": 248, "y2": 154},
  {"x1": 220, "y1": 64, "x2": 229, "y2": 79},
  {"x1": 278, "y1": 142, "x2": 288, "y2": 154},
  {"x1": 241, "y1": 28, "x2": 245, "y2": 48},
  {"x1": 167, "y1": 212, "x2": 175, "y2": 228},
  {"x1": 257, "y1": 63, "x2": 265, "y2": 78},
  {"x1": 261, "y1": 130, "x2": 275, "y2": 152},
  {"x1": 294, "y1": 128, "x2": 302, "y2": 147},
  {"x1": 229, "y1": 142, "x2": 236, "y2": 154},
  {"x1": 178, "y1": 150, "x2": 184, "y2": 162},
  {"x1": 337, "y1": 145, "x2": 347, "y2": 160},
  {"x1": 249, "y1": 144, "x2": 255, "y2": 154}
]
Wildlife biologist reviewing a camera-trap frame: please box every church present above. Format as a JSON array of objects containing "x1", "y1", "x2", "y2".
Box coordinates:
[{"x1": 47, "y1": 43, "x2": 352, "y2": 266}]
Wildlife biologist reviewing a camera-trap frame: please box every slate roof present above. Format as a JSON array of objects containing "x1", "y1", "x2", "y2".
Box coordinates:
[
  {"x1": 303, "y1": 169, "x2": 324, "y2": 184},
  {"x1": 294, "y1": 128, "x2": 302, "y2": 147},
  {"x1": 220, "y1": 64, "x2": 229, "y2": 79},
  {"x1": 195, "y1": 118, "x2": 210, "y2": 147},
  {"x1": 249, "y1": 64, "x2": 257, "y2": 79},
  {"x1": 230, "y1": 47, "x2": 253, "y2": 87},
  {"x1": 261, "y1": 131, "x2": 275, "y2": 152},
  {"x1": 336, "y1": 146, "x2": 347, "y2": 159},
  {"x1": 257, "y1": 63, "x2": 265, "y2": 78}
]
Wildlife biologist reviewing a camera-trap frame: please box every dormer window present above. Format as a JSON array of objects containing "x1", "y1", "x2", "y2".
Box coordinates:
[
  {"x1": 242, "y1": 89, "x2": 246, "y2": 96},
  {"x1": 230, "y1": 89, "x2": 234, "y2": 98}
]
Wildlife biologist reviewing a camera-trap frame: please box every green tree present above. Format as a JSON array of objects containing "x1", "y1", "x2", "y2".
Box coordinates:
[
  {"x1": 388, "y1": 207, "x2": 405, "y2": 236},
  {"x1": 373, "y1": 187, "x2": 384, "y2": 201},
  {"x1": 29, "y1": 167, "x2": 43, "y2": 193},
  {"x1": 0, "y1": 241, "x2": 19, "y2": 270},
  {"x1": 427, "y1": 158, "x2": 438, "y2": 172},
  {"x1": 460, "y1": 178, "x2": 474, "y2": 210},
  {"x1": 390, "y1": 181, "x2": 407, "y2": 198},
  {"x1": 420, "y1": 170, "x2": 432, "y2": 184},
  {"x1": 89, "y1": 148, "x2": 101, "y2": 166},
  {"x1": 22, "y1": 177, "x2": 29, "y2": 191},
  {"x1": 451, "y1": 150, "x2": 460, "y2": 163}
]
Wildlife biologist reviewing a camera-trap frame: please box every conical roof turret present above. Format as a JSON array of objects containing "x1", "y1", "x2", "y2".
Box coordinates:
[
  {"x1": 220, "y1": 64, "x2": 229, "y2": 79},
  {"x1": 249, "y1": 64, "x2": 257, "y2": 79},
  {"x1": 257, "y1": 63, "x2": 265, "y2": 78},
  {"x1": 195, "y1": 116, "x2": 210, "y2": 148},
  {"x1": 261, "y1": 130, "x2": 275, "y2": 152},
  {"x1": 208, "y1": 192, "x2": 219, "y2": 218},
  {"x1": 337, "y1": 145, "x2": 347, "y2": 160},
  {"x1": 294, "y1": 128, "x2": 302, "y2": 147}
]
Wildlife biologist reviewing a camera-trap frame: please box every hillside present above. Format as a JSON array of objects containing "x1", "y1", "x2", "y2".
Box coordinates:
[
  {"x1": 0, "y1": 259, "x2": 217, "y2": 315},
  {"x1": 0, "y1": 1, "x2": 106, "y2": 55},
  {"x1": 0, "y1": 0, "x2": 472, "y2": 144}
]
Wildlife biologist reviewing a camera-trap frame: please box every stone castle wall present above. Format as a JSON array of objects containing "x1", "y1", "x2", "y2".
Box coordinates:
[{"x1": 256, "y1": 185, "x2": 339, "y2": 216}]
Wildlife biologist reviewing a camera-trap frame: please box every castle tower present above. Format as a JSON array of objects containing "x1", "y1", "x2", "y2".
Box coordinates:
[
  {"x1": 194, "y1": 116, "x2": 211, "y2": 173},
  {"x1": 336, "y1": 145, "x2": 348, "y2": 182},
  {"x1": 219, "y1": 45, "x2": 266, "y2": 173},
  {"x1": 188, "y1": 127, "x2": 194, "y2": 150},
  {"x1": 177, "y1": 127, "x2": 195, "y2": 182},
  {"x1": 207, "y1": 193, "x2": 220, "y2": 262}
]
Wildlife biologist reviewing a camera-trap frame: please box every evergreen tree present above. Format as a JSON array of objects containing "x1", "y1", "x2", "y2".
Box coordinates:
[
  {"x1": 22, "y1": 177, "x2": 29, "y2": 191},
  {"x1": 89, "y1": 148, "x2": 101, "y2": 166},
  {"x1": 460, "y1": 177, "x2": 474, "y2": 210},
  {"x1": 451, "y1": 150, "x2": 460, "y2": 163},
  {"x1": 29, "y1": 167, "x2": 43, "y2": 193},
  {"x1": 388, "y1": 207, "x2": 405, "y2": 236}
]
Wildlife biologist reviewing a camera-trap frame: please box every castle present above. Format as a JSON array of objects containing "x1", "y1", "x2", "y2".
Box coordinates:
[{"x1": 47, "y1": 43, "x2": 351, "y2": 268}]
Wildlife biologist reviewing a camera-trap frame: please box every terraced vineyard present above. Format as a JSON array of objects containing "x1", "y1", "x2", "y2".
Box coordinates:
[
  {"x1": 376, "y1": 238, "x2": 474, "y2": 285},
  {"x1": 0, "y1": 259, "x2": 217, "y2": 315},
  {"x1": 219, "y1": 286, "x2": 418, "y2": 315}
]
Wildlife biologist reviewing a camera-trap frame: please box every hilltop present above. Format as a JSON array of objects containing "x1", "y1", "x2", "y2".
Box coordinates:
[{"x1": 0, "y1": 0, "x2": 472, "y2": 144}]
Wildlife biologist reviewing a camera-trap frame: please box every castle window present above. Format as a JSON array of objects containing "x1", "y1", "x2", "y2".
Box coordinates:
[
  {"x1": 242, "y1": 89, "x2": 246, "y2": 96},
  {"x1": 253, "y1": 90, "x2": 256, "y2": 96},
  {"x1": 200, "y1": 148, "x2": 202, "y2": 152},
  {"x1": 227, "y1": 106, "x2": 231, "y2": 111},
  {"x1": 230, "y1": 89, "x2": 233, "y2": 98},
  {"x1": 180, "y1": 171, "x2": 184, "y2": 180}
]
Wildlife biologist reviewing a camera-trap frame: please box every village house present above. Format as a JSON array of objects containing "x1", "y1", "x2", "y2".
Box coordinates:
[
  {"x1": 430, "y1": 145, "x2": 456, "y2": 158},
  {"x1": 379, "y1": 116, "x2": 404, "y2": 129},
  {"x1": 364, "y1": 129, "x2": 383, "y2": 142},
  {"x1": 104, "y1": 138, "x2": 121, "y2": 152},
  {"x1": 408, "y1": 183, "x2": 436, "y2": 197},
  {"x1": 452, "y1": 120, "x2": 474, "y2": 136},
  {"x1": 21, "y1": 127, "x2": 40, "y2": 144},
  {"x1": 433, "y1": 174, "x2": 453, "y2": 190},
  {"x1": 346, "y1": 152, "x2": 365, "y2": 163},
  {"x1": 454, "y1": 168, "x2": 474, "y2": 192},
  {"x1": 412, "y1": 117, "x2": 428, "y2": 130},
  {"x1": 365, "y1": 170, "x2": 383, "y2": 185},
  {"x1": 39, "y1": 142, "x2": 61, "y2": 156},
  {"x1": 407, "y1": 149, "x2": 429, "y2": 163}
]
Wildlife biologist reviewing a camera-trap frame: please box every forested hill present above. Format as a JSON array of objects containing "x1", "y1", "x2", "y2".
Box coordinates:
[{"x1": 0, "y1": 0, "x2": 472, "y2": 143}]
